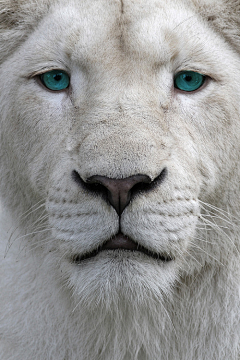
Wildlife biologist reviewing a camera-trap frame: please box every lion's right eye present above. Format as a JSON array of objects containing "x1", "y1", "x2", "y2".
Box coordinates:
[{"x1": 40, "y1": 70, "x2": 70, "y2": 91}]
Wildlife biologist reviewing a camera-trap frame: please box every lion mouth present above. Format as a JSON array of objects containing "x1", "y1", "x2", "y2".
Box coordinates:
[{"x1": 73, "y1": 232, "x2": 174, "y2": 263}]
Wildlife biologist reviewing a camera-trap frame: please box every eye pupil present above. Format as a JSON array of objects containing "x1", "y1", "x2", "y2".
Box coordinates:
[
  {"x1": 185, "y1": 75, "x2": 192, "y2": 82},
  {"x1": 40, "y1": 70, "x2": 70, "y2": 91},
  {"x1": 53, "y1": 74, "x2": 62, "y2": 82},
  {"x1": 174, "y1": 71, "x2": 205, "y2": 92}
]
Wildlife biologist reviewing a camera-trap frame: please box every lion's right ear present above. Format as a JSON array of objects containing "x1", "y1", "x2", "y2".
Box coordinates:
[
  {"x1": 0, "y1": 0, "x2": 49, "y2": 64},
  {"x1": 197, "y1": 0, "x2": 240, "y2": 52}
]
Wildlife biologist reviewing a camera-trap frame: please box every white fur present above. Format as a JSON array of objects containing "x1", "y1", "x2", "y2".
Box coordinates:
[{"x1": 0, "y1": 0, "x2": 240, "y2": 359}]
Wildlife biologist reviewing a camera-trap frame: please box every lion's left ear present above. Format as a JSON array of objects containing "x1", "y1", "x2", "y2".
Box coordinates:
[{"x1": 196, "y1": 0, "x2": 240, "y2": 52}]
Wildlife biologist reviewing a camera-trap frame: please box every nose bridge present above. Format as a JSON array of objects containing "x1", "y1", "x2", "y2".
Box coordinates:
[
  {"x1": 72, "y1": 87, "x2": 170, "y2": 180},
  {"x1": 76, "y1": 121, "x2": 169, "y2": 181}
]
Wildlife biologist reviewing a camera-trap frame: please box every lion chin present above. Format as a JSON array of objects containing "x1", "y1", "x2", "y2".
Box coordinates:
[{"x1": 0, "y1": 0, "x2": 240, "y2": 359}]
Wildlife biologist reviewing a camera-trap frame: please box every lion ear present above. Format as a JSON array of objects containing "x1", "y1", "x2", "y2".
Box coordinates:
[{"x1": 198, "y1": 0, "x2": 240, "y2": 52}]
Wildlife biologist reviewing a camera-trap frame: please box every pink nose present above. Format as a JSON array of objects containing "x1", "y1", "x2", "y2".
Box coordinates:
[
  {"x1": 86, "y1": 174, "x2": 151, "y2": 215},
  {"x1": 72, "y1": 168, "x2": 167, "y2": 215}
]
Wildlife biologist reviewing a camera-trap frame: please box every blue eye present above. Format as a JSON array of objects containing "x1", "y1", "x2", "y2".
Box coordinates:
[
  {"x1": 40, "y1": 70, "x2": 70, "y2": 91},
  {"x1": 174, "y1": 71, "x2": 205, "y2": 92}
]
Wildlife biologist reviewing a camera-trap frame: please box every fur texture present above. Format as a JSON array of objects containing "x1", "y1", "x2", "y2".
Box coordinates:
[{"x1": 0, "y1": 0, "x2": 240, "y2": 359}]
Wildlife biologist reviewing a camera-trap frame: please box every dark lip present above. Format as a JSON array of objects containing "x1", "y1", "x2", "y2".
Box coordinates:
[{"x1": 73, "y1": 232, "x2": 174, "y2": 263}]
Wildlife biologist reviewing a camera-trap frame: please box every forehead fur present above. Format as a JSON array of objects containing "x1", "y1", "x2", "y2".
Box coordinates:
[{"x1": 0, "y1": 0, "x2": 240, "y2": 64}]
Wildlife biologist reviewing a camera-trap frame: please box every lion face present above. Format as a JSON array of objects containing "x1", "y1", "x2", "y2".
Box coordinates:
[{"x1": 1, "y1": 0, "x2": 240, "y2": 305}]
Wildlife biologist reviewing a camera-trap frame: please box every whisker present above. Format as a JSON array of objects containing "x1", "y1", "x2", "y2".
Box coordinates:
[
  {"x1": 4, "y1": 227, "x2": 53, "y2": 258},
  {"x1": 194, "y1": 236, "x2": 215, "y2": 245},
  {"x1": 199, "y1": 200, "x2": 236, "y2": 221},
  {"x1": 19, "y1": 200, "x2": 46, "y2": 220},
  {"x1": 170, "y1": 244, "x2": 191, "y2": 270},
  {"x1": 8, "y1": 201, "x2": 46, "y2": 237},
  {"x1": 27, "y1": 237, "x2": 55, "y2": 252},
  {"x1": 183, "y1": 249, "x2": 203, "y2": 267},
  {"x1": 199, "y1": 206, "x2": 233, "y2": 227},
  {"x1": 198, "y1": 213, "x2": 230, "y2": 230},
  {"x1": 188, "y1": 241, "x2": 224, "y2": 266},
  {"x1": 198, "y1": 213, "x2": 240, "y2": 257},
  {"x1": 5, "y1": 201, "x2": 48, "y2": 257}
]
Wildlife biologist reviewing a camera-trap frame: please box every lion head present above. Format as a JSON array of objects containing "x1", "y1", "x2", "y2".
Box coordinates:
[{"x1": 1, "y1": 0, "x2": 240, "y2": 359}]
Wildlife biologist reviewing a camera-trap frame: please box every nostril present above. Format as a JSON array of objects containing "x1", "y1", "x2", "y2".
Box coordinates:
[
  {"x1": 72, "y1": 170, "x2": 108, "y2": 196},
  {"x1": 158, "y1": 167, "x2": 168, "y2": 183},
  {"x1": 72, "y1": 169, "x2": 83, "y2": 186},
  {"x1": 131, "y1": 167, "x2": 167, "y2": 196}
]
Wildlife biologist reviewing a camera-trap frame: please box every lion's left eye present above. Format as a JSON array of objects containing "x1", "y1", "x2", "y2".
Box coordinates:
[
  {"x1": 40, "y1": 70, "x2": 70, "y2": 91},
  {"x1": 174, "y1": 71, "x2": 205, "y2": 92}
]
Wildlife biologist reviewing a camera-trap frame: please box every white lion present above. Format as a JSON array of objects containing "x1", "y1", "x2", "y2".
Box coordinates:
[{"x1": 0, "y1": 0, "x2": 240, "y2": 359}]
